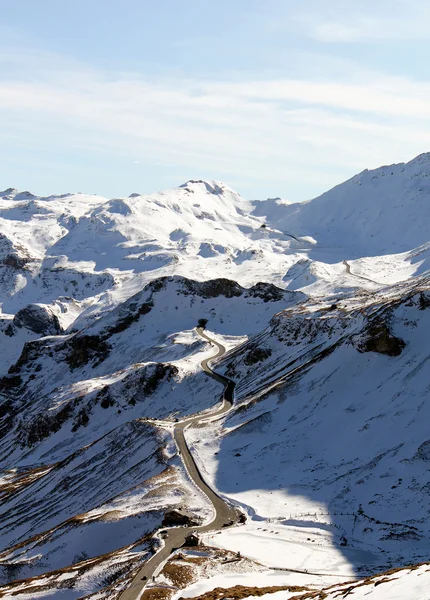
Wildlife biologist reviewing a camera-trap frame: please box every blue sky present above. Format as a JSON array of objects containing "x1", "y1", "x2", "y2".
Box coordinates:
[{"x1": 2, "y1": 0, "x2": 430, "y2": 200}]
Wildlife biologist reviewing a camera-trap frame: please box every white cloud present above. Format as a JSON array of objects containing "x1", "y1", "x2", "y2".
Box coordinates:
[
  {"x1": 296, "y1": 0, "x2": 430, "y2": 42},
  {"x1": 1, "y1": 46, "x2": 430, "y2": 198}
]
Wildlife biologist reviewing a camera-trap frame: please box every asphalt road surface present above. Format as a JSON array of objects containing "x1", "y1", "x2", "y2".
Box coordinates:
[
  {"x1": 343, "y1": 260, "x2": 382, "y2": 285},
  {"x1": 119, "y1": 327, "x2": 239, "y2": 600}
]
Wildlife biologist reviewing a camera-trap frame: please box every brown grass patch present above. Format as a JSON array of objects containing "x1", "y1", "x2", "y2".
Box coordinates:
[
  {"x1": 140, "y1": 588, "x2": 174, "y2": 600},
  {"x1": 287, "y1": 562, "x2": 430, "y2": 600},
  {"x1": 162, "y1": 563, "x2": 194, "y2": 588},
  {"x1": 0, "y1": 465, "x2": 54, "y2": 499},
  {"x1": 181, "y1": 584, "x2": 311, "y2": 600}
]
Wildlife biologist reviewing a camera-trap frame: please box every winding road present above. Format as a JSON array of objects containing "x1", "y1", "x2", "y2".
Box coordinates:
[
  {"x1": 120, "y1": 327, "x2": 239, "y2": 600},
  {"x1": 343, "y1": 260, "x2": 383, "y2": 285}
]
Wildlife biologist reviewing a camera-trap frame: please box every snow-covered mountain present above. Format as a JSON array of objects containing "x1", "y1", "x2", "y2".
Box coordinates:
[
  {"x1": 254, "y1": 152, "x2": 430, "y2": 255},
  {"x1": 190, "y1": 278, "x2": 430, "y2": 575},
  {"x1": 1, "y1": 153, "x2": 430, "y2": 599}
]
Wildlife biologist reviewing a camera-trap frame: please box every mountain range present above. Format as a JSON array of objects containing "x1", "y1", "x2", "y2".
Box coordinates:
[{"x1": 1, "y1": 153, "x2": 430, "y2": 599}]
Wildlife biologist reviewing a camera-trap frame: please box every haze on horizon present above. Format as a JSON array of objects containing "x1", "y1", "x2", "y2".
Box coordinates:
[{"x1": 2, "y1": 0, "x2": 430, "y2": 201}]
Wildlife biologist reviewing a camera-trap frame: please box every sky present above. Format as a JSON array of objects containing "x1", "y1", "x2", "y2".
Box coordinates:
[{"x1": 1, "y1": 0, "x2": 430, "y2": 201}]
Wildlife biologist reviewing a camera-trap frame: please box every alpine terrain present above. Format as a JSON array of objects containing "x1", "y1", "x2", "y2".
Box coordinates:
[{"x1": 1, "y1": 153, "x2": 430, "y2": 599}]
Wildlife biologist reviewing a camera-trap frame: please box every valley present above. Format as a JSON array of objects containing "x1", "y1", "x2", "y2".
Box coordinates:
[{"x1": 1, "y1": 153, "x2": 430, "y2": 599}]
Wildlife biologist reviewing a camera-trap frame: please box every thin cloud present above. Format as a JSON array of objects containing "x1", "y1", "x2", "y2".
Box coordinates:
[
  {"x1": 296, "y1": 1, "x2": 430, "y2": 42},
  {"x1": 0, "y1": 46, "x2": 429, "y2": 197}
]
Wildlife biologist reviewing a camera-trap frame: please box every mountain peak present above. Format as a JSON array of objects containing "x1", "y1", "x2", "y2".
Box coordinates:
[
  {"x1": 179, "y1": 179, "x2": 228, "y2": 195},
  {"x1": 408, "y1": 151, "x2": 430, "y2": 162},
  {"x1": 0, "y1": 188, "x2": 18, "y2": 197}
]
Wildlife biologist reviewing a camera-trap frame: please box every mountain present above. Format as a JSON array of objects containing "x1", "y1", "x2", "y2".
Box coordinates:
[
  {"x1": 0, "y1": 275, "x2": 301, "y2": 595},
  {"x1": 254, "y1": 152, "x2": 430, "y2": 257},
  {"x1": 252, "y1": 152, "x2": 430, "y2": 290},
  {"x1": 190, "y1": 277, "x2": 430, "y2": 576},
  {"x1": 1, "y1": 153, "x2": 430, "y2": 599}
]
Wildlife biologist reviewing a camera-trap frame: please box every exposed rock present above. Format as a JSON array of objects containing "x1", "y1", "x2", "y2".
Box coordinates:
[
  {"x1": 244, "y1": 346, "x2": 272, "y2": 366},
  {"x1": 0, "y1": 188, "x2": 18, "y2": 197},
  {"x1": 71, "y1": 407, "x2": 90, "y2": 432},
  {"x1": 8, "y1": 338, "x2": 48, "y2": 374},
  {"x1": 419, "y1": 292, "x2": 430, "y2": 310},
  {"x1": 20, "y1": 403, "x2": 74, "y2": 446},
  {"x1": 142, "y1": 364, "x2": 179, "y2": 396},
  {"x1": 246, "y1": 282, "x2": 285, "y2": 302},
  {"x1": 96, "y1": 386, "x2": 115, "y2": 409},
  {"x1": 4, "y1": 324, "x2": 15, "y2": 337},
  {"x1": 0, "y1": 233, "x2": 34, "y2": 269},
  {"x1": 3, "y1": 254, "x2": 29, "y2": 269},
  {"x1": 180, "y1": 180, "x2": 224, "y2": 195},
  {"x1": 0, "y1": 375, "x2": 22, "y2": 391},
  {"x1": 357, "y1": 321, "x2": 405, "y2": 356},
  {"x1": 13, "y1": 304, "x2": 62, "y2": 336},
  {"x1": 0, "y1": 398, "x2": 16, "y2": 437},
  {"x1": 414, "y1": 440, "x2": 430, "y2": 461},
  {"x1": 106, "y1": 301, "x2": 153, "y2": 335},
  {"x1": 95, "y1": 363, "x2": 178, "y2": 408},
  {"x1": 180, "y1": 278, "x2": 243, "y2": 299},
  {"x1": 162, "y1": 509, "x2": 200, "y2": 527},
  {"x1": 65, "y1": 335, "x2": 111, "y2": 369}
]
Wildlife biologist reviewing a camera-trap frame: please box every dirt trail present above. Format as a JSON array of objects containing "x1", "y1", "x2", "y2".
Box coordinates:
[{"x1": 119, "y1": 328, "x2": 239, "y2": 600}]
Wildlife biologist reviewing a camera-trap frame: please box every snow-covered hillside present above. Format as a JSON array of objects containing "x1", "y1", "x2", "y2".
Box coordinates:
[
  {"x1": 1, "y1": 153, "x2": 430, "y2": 599},
  {"x1": 188, "y1": 277, "x2": 430, "y2": 582},
  {"x1": 0, "y1": 180, "x2": 304, "y2": 327},
  {"x1": 176, "y1": 562, "x2": 430, "y2": 600},
  {"x1": 3, "y1": 156, "x2": 430, "y2": 335},
  {"x1": 0, "y1": 275, "x2": 302, "y2": 597},
  {"x1": 254, "y1": 152, "x2": 430, "y2": 256}
]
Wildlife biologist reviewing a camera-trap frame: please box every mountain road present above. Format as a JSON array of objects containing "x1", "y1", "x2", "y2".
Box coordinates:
[{"x1": 119, "y1": 327, "x2": 239, "y2": 600}]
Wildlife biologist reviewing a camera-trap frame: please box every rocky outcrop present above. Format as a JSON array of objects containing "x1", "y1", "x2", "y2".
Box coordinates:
[
  {"x1": 13, "y1": 304, "x2": 62, "y2": 336},
  {"x1": 20, "y1": 404, "x2": 74, "y2": 446},
  {"x1": 244, "y1": 346, "x2": 272, "y2": 366},
  {"x1": 7, "y1": 338, "x2": 48, "y2": 375},
  {"x1": 419, "y1": 292, "x2": 430, "y2": 310},
  {"x1": 0, "y1": 375, "x2": 22, "y2": 392},
  {"x1": 180, "y1": 278, "x2": 243, "y2": 299},
  {"x1": 65, "y1": 335, "x2": 111, "y2": 369},
  {"x1": 180, "y1": 180, "x2": 224, "y2": 195},
  {"x1": 142, "y1": 364, "x2": 179, "y2": 395},
  {"x1": 105, "y1": 301, "x2": 153, "y2": 335},
  {"x1": 246, "y1": 282, "x2": 286, "y2": 302},
  {"x1": 0, "y1": 234, "x2": 34, "y2": 270},
  {"x1": 3, "y1": 254, "x2": 29, "y2": 269},
  {"x1": 0, "y1": 188, "x2": 18, "y2": 197},
  {"x1": 358, "y1": 321, "x2": 405, "y2": 357},
  {"x1": 94, "y1": 363, "x2": 179, "y2": 409},
  {"x1": 414, "y1": 440, "x2": 430, "y2": 461}
]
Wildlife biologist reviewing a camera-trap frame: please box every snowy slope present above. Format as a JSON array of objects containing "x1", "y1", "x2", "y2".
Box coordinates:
[
  {"x1": 2, "y1": 153, "x2": 430, "y2": 598},
  {"x1": 176, "y1": 562, "x2": 430, "y2": 600},
  {"x1": 254, "y1": 153, "x2": 430, "y2": 258},
  {"x1": 188, "y1": 278, "x2": 430, "y2": 579},
  {"x1": 0, "y1": 180, "x2": 302, "y2": 324},
  {"x1": 2, "y1": 154, "x2": 430, "y2": 338},
  {"x1": 0, "y1": 275, "x2": 303, "y2": 596}
]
